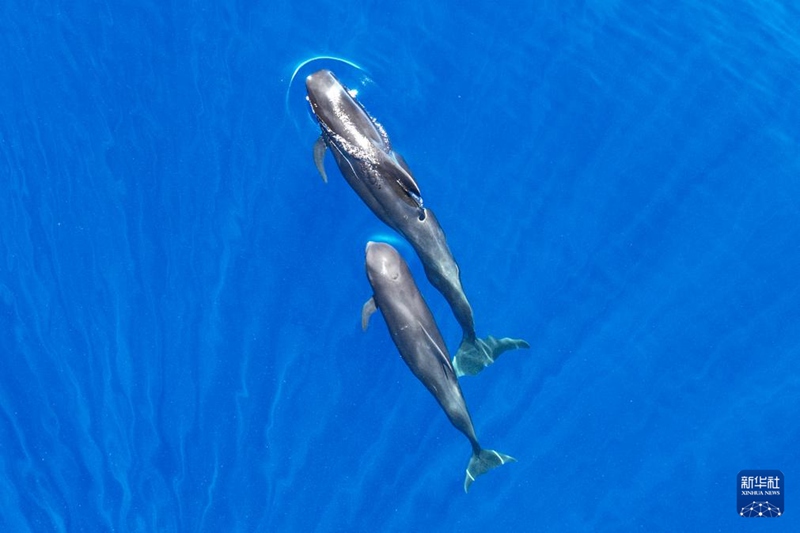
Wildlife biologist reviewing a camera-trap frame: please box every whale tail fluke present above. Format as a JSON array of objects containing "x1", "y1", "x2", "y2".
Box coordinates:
[
  {"x1": 452, "y1": 335, "x2": 530, "y2": 377},
  {"x1": 464, "y1": 449, "x2": 516, "y2": 492}
]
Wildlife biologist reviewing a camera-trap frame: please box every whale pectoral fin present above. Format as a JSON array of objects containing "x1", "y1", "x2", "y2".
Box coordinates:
[
  {"x1": 313, "y1": 136, "x2": 328, "y2": 183},
  {"x1": 361, "y1": 297, "x2": 377, "y2": 331},
  {"x1": 452, "y1": 336, "x2": 530, "y2": 377}
]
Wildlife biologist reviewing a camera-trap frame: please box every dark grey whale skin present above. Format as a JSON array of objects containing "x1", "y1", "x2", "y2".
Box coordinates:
[
  {"x1": 362, "y1": 241, "x2": 514, "y2": 492},
  {"x1": 305, "y1": 69, "x2": 528, "y2": 376}
]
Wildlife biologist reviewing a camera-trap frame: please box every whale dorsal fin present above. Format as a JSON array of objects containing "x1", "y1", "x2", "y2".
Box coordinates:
[
  {"x1": 395, "y1": 152, "x2": 413, "y2": 176},
  {"x1": 392, "y1": 153, "x2": 422, "y2": 201},
  {"x1": 361, "y1": 297, "x2": 377, "y2": 331},
  {"x1": 380, "y1": 152, "x2": 424, "y2": 210},
  {"x1": 313, "y1": 136, "x2": 328, "y2": 183}
]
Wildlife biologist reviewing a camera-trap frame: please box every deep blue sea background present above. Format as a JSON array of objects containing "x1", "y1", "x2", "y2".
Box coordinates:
[{"x1": 2, "y1": 0, "x2": 799, "y2": 531}]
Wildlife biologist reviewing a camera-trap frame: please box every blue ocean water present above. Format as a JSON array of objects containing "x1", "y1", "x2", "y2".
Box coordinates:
[{"x1": 2, "y1": 0, "x2": 799, "y2": 531}]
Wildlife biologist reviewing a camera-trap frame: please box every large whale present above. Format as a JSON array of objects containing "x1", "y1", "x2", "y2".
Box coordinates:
[
  {"x1": 306, "y1": 69, "x2": 528, "y2": 376},
  {"x1": 362, "y1": 241, "x2": 514, "y2": 491}
]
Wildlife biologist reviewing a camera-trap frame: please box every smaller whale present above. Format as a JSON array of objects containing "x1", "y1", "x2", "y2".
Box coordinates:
[
  {"x1": 305, "y1": 69, "x2": 529, "y2": 376},
  {"x1": 362, "y1": 241, "x2": 515, "y2": 492}
]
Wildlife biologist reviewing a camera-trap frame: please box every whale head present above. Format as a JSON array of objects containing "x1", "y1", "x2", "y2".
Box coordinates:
[
  {"x1": 365, "y1": 241, "x2": 408, "y2": 289},
  {"x1": 305, "y1": 69, "x2": 387, "y2": 151}
]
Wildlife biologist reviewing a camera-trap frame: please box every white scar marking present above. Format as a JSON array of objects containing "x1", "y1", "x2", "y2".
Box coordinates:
[{"x1": 418, "y1": 321, "x2": 447, "y2": 360}]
